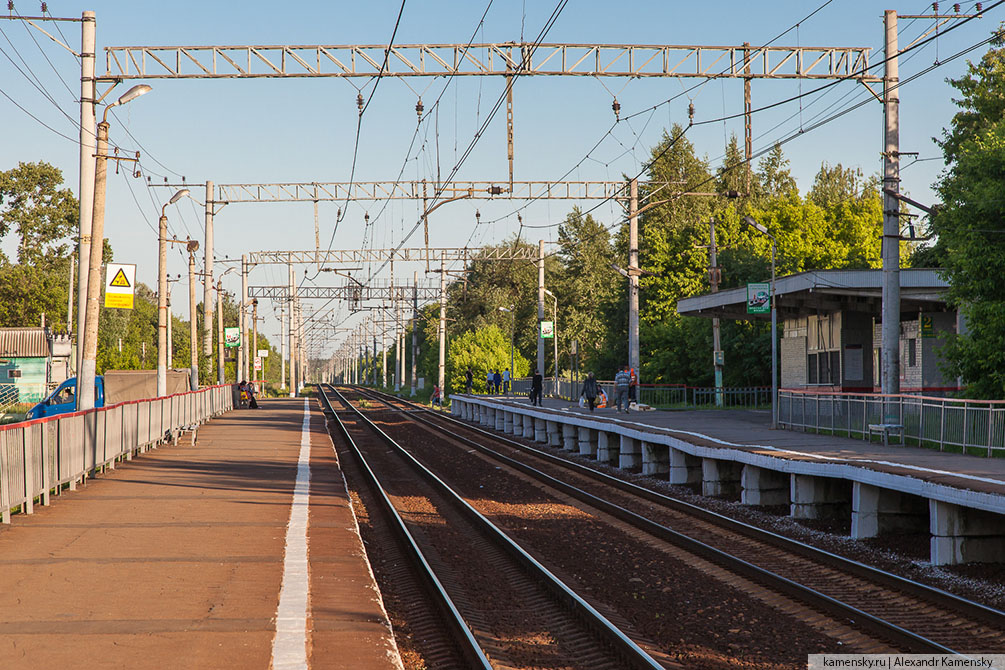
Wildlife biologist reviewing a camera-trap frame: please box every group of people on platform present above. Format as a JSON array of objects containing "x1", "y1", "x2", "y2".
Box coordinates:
[
  {"x1": 579, "y1": 365, "x2": 637, "y2": 413},
  {"x1": 463, "y1": 366, "x2": 512, "y2": 395},
  {"x1": 459, "y1": 363, "x2": 637, "y2": 413}
]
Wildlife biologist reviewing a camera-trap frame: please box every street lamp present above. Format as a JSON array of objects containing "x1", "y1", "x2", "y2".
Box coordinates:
[
  {"x1": 498, "y1": 305, "x2": 514, "y2": 394},
  {"x1": 158, "y1": 188, "x2": 190, "y2": 398},
  {"x1": 544, "y1": 289, "x2": 558, "y2": 396},
  {"x1": 78, "y1": 84, "x2": 152, "y2": 411},
  {"x1": 743, "y1": 215, "x2": 777, "y2": 429}
]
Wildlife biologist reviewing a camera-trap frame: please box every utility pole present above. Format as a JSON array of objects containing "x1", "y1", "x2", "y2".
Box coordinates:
[
  {"x1": 188, "y1": 241, "x2": 200, "y2": 391},
  {"x1": 166, "y1": 280, "x2": 174, "y2": 368},
  {"x1": 280, "y1": 304, "x2": 286, "y2": 390},
  {"x1": 216, "y1": 278, "x2": 225, "y2": 384},
  {"x1": 882, "y1": 9, "x2": 901, "y2": 396},
  {"x1": 743, "y1": 42, "x2": 753, "y2": 195},
  {"x1": 203, "y1": 180, "x2": 214, "y2": 358},
  {"x1": 709, "y1": 220, "x2": 724, "y2": 406},
  {"x1": 288, "y1": 262, "x2": 297, "y2": 396},
  {"x1": 438, "y1": 252, "x2": 446, "y2": 395},
  {"x1": 241, "y1": 254, "x2": 248, "y2": 383},
  {"x1": 75, "y1": 11, "x2": 95, "y2": 379},
  {"x1": 629, "y1": 178, "x2": 640, "y2": 375},
  {"x1": 252, "y1": 298, "x2": 259, "y2": 386},
  {"x1": 66, "y1": 253, "x2": 75, "y2": 346},
  {"x1": 411, "y1": 270, "x2": 418, "y2": 396},
  {"x1": 537, "y1": 239, "x2": 545, "y2": 376},
  {"x1": 381, "y1": 306, "x2": 387, "y2": 388}
]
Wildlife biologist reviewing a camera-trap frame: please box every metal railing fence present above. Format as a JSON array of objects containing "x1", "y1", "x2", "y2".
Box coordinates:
[
  {"x1": 496, "y1": 378, "x2": 770, "y2": 410},
  {"x1": 0, "y1": 384, "x2": 234, "y2": 523},
  {"x1": 779, "y1": 390, "x2": 1005, "y2": 457}
]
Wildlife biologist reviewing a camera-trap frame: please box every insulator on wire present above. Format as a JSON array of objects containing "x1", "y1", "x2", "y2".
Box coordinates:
[
  {"x1": 688, "y1": 102, "x2": 695, "y2": 124},
  {"x1": 976, "y1": 2, "x2": 983, "y2": 11},
  {"x1": 611, "y1": 98, "x2": 621, "y2": 119},
  {"x1": 364, "y1": 212, "x2": 370, "y2": 224},
  {"x1": 356, "y1": 92, "x2": 364, "y2": 113},
  {"x1": 40, "y1": 2, "x2": 46, "y2": 12},
  {"x1": 8, "y1": 2, "x2": 14, "y2": 11},
  {"x1": 475, "y1": 209, "x2": 481, "y2": 222},
  {"x1": 415, "y1": 98, "x2": 424, "y2": 119},
  {"x1": 932, "y1": 2, "x2": 938, "y2": 11}
]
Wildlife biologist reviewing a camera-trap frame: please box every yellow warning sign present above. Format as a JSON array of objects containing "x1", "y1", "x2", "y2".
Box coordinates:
[
  {"x1": 109, "y1": 268, "x2": 131, "y2": 288},
  {"x1": 105, "y1": 293, "x2": 134, "y2": 309}
]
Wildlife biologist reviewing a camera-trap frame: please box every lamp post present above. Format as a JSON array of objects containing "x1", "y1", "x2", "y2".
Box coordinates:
[
  {"x1": 186, "y1": 239, "x2": 200, "y2": 391},
  {"x1": 158, "y1": 188, "x2": 190, "y2": 398},
  {"x1": 498, "y1": 305, "x2": 514, "y2": 394},
  {"x1": 78, "y1": 84, "x2": 152, "y2": 411},
  {"x1": 544, "y1": 289, "x2": 558, "y2": 396},
  {"x1": 743, "y1": 216, "x2": 777, "y2": 429}
]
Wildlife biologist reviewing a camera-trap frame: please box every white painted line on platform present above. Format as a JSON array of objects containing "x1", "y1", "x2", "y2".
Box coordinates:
[{"x1": 271, "y1": 398, "x2": 312, "y2": 670}]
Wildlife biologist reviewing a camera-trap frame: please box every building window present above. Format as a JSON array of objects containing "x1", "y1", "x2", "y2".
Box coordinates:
[
  {"x1": 807, "y1": 352, "x2": 840, "y2": 385},
  {"x1": 7, "y1": 369, "x2": 21, "y2": 379}
]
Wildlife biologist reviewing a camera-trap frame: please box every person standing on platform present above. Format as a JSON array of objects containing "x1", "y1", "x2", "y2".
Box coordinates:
[
  {"x1": 486, "y1": 370, "x2": 493, "y2": 394},
  {"x1": 465, "y1": 366, "x2": 474, "y2": 394},
  {"x1": 614, "y1": 365, "x2": 631, "y2": 413},
  {"x1": 503, "y1": 368, "x2": 511, "y2": 395},
  {"x1": 582, "y1": 372, "x2": 599, "y2": 412},
  {"x1": 531, "y1": 370, "x2": 543, "y2": 406},
  {"x1": 629, "y1": 367, "x2": 638, "y2": 407},
  {"x1": 493, "y1": 369, "x2": 502, "y2": 396}
]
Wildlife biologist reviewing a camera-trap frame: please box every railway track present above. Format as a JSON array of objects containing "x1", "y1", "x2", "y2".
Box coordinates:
[
  {"x1": 318, "y1": 384, "x2": 673, "y2": 669},
  {"x1": 348, "y1": 385, "x2": 1005, "y2": 656}
]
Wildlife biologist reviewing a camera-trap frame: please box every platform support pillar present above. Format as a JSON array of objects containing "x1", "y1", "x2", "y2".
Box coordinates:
[
  {"x1": 534, "y1": 417, "x2": 548, "y2": 443},
  {"x1": 596, "y1": 431, "x2": 617, "y2": 462},
  {"x1": 852, "y1": 482, "x2": 929, "y2": 539},
  {"x1": 578, "y1": 427, "x2": 597, "y2": 457},
  {"x1": 669, "y1": 448, "x2": 701, "y2": 485},
  {"x1": 562, "y1": 423, "x2": 577, "y2": 451},
  {"x1": 790, "y1": 474, "x2": 851, "y2": 520},
  {"x1": 702, "y1": 458, "x2": 742, "y2": 498},
  {"x1": 546, "y1": 420, "x2": 561, "y2": 446},
  {"x1": 930, "y1": 500, "x2": 1005, "y2": 565},
  {"x1": 618, "y1": 434, "x2": 641, "y2": 470},
  {"x1": 522, "y1": 414, "x2": 534, "y2": 439},
  {"x1": 741, "y1": 465, "x2": 789, "y2": 506},
  {"x1": 642, "y1": 441, "x2": 669, "y2": 476}
]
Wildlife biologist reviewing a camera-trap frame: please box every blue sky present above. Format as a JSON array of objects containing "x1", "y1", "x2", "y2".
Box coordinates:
[{"x1": 0, "y1": 1, "x2": 998, "y2": 358}]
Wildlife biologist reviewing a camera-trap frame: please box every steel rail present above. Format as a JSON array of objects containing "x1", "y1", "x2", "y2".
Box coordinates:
[
  {"x1": 316, "y1": 386, "x2": 492, "y2": 669},
  {"x1": 322, "y1": 384, "x2": 666, "y2": 670},
  {"x1": 358, "y1": 387, "x2": 1004, "y2": 653}
]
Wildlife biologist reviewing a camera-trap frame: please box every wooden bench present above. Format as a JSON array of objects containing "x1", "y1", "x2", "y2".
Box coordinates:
[{"x1": 868, "y1": 423, "x2": 904, "y2": 447}]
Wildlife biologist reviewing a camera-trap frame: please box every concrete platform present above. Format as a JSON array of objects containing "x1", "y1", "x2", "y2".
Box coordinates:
[
  {"x1": 452, "y1": 394, "x2": 1005, "y2": 565},
  {"x1": 0, "y1": 397, "x2": 402, "y2": 670}
]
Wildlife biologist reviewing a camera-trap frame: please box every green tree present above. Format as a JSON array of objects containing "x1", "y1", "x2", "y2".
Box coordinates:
[
  {"x1": 931, "y1": 120, "x2": 1005, "y2": 397},
  {"x1": 0, "y1": 161, "x2": 78, "y2": 331},
  {"x1": 555, "y1": 208, "x2": 617, "y2": 375},
  {"x1": 447, "y1": 325, "x2": 530, "y2": 393}
]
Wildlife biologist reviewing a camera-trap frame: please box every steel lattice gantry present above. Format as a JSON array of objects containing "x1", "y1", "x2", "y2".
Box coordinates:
[
  {"x1": 246, "y1": 246, "x2": 539, "y2": 265},
  {"x1": 248, "y1": 285, "x2": 440, "y2": 301},
  {"x1": 102, "y1": 42, "x2": 879, "y2": 81},
  {"x1": 209, "y1": 180, "x2": 632, "y2": 204}
]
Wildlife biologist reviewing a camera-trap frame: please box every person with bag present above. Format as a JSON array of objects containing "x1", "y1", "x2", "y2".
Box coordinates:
[
  {"x1": 629, "y1": 367, "x2": 638, "y2": 405},
  {"x1": 581, "y1": 372, "x2": 599, "y2": 412},
  {"x1": 531, "y1": 370, "x2": 543, "y2": 406}
]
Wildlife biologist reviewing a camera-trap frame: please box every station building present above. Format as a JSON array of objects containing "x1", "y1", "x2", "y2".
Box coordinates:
[{"x1": 676, "y1": 268, "x2": 960, "y2": 394}]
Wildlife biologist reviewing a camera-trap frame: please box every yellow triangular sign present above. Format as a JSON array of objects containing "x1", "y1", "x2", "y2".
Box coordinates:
[{"x1": 109, "y1": 268, "x2": 131, "y2": 288}]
